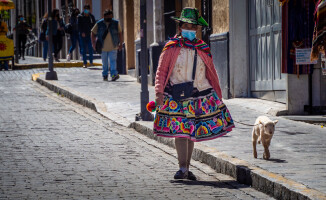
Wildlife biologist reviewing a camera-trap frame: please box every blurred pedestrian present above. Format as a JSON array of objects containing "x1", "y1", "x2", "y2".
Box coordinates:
[
  {"x1": 40, "y1": 13, "x2": 48, "y2": 61},
  {"x1": 78, "y1": 4, "x2": 95, "y2": 68},
  {"x1": 154, "y1": 7, "x2": 235, "y2": 180},
  {"x1": 15, "y1": 15, "x2": 31, "y2": 60},
  {"x1": 66, "y1": 8, "x2": 81, "y2": 61},
  {"x1": 47, "y1": 9, "x2": 65, "y2": 62},
  {"x1": 91, "y1": 9, "x2": 123, "y2": 81}
]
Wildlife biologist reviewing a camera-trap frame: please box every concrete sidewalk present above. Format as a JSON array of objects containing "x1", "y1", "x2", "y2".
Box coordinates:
[
  {"x1": 35, "y1": 68, "x2": 326, "y2": 200},
  {"x1": 11, "y1": 56, "x2": 102, "y2": 70}
]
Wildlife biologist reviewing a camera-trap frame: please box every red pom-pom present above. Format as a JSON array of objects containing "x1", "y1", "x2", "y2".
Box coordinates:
[{"x1": 146, "y1": 101, "x2": 157, "y2": 112}]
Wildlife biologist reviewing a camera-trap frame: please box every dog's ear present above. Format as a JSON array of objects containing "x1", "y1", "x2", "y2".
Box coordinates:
[
  {"x1": 258, "y1": 118, "x2": 263, "y2": 125},
  {"x1": 273, "y1": 120, "x2": 278, "y2": 125}
]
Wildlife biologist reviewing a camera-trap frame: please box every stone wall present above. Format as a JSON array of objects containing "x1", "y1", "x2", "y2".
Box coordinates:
[
  {"x1": 212, "y1": 0, "x2": 229, "y2": 34},
  {"x1": 134, "y1": 0, "x2": 140, "y2": 40}
]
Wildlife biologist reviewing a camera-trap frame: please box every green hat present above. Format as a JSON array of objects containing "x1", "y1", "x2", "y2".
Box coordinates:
[{"x1": 171, "y1": 7, "x2": 209, "y2": 27}]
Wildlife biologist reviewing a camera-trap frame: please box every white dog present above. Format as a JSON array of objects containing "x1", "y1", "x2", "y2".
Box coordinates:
[{"x1": 252, "y1": 116, "x2": 278, "y2": 160}]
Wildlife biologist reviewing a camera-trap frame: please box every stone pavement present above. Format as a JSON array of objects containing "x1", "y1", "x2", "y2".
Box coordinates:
[
  {"x1": 0, "y1": 76, "x2": 274, "y2": 199},
  {"x1": 34, "y1": 68, "x2": 326, "y2": 200}
]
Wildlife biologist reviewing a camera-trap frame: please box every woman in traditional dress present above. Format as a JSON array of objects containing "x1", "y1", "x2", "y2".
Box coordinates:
[{"x1": 154, "y1": 7, "x2": 235, "y2": 180}]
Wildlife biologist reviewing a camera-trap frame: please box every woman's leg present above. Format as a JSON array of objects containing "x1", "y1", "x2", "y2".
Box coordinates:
[
  {"x1": 17, "y1": 34, "x2": 22, "y2": 58},
  {"x1": 69, "y1": 34, "x2": 76, "y2": 54},
  {"x1": 21, "y1": 34, "x2": 27, "y2": 59},
  {"x1": 186, "y1": 139, "x2": 194, "y2": 169},
  {"x1": 77, "y1": 33, "x2": 82, "y2": 55},
  {"x1": 57, "y1": 35, "x2": 63, "y2": 53},
  {"x1": 43, "y1": 41, "x2": 48, "y2": 61},
  {"x1": 80, "y1": 36, "x2": 87, "y2": 65},
  {"x1": 175, "y1": 137, "x2": 188, "y2": 170},
  {"x1": 86, "y1": 36, "x2": 93, "y2": 64},
  {"x1": 53, "y1": 35, "x2": 59, "y2": 58}
]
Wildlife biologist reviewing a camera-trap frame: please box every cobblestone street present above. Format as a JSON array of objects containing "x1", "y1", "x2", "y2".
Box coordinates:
[{"x1": 0, "y1": 71, "x2": 273, "y2": 199}]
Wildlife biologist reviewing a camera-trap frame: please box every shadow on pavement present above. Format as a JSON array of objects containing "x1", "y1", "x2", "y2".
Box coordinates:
[
  {"x1": 170, "y1": 180, "x2": 250, "y2": 189},
  {"x1": 263, "y1": 158, "x2": 287, "y2": 163},
  {"x1": 87, "y1": 68, "x2": 102, "y2": 70}
]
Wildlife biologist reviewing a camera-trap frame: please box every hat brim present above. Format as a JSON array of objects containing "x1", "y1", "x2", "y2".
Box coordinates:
[{"x1": 171, "y1": 16, "x2": 209, "y2": 27}]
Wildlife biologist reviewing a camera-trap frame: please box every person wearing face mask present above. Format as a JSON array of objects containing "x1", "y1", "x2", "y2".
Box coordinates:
[
  {"x1": 77, "y1": 4, "x2": 95, "y2": 68},
  {"x1": 15, "y1": 15, "x2": 31, "y2": 60},
  {"x1": 67, "y1": 8, "x2": 81, "y2": 61},
  {"x1": 154, "y1": 8, "x2": 235, "y2": 180},
  {"x1": 46, "y1": 9, "x2": 65, "y2": 62},
  {"x1": 91, "y1": 9, "x2": 123, "y2": 81}
]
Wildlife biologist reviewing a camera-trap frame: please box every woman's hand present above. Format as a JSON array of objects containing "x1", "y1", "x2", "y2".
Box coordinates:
[{"x1": 155, "y1": 93, "x2": 164, "y2": 106}]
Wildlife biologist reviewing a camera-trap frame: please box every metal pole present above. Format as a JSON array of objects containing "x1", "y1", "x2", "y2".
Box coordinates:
[
  {"x1": 45, "y1": 0, "x2": 58, "y2": 80},
  {"x1": 139, "y1": 0, "x2": 152, "y2": 121}
]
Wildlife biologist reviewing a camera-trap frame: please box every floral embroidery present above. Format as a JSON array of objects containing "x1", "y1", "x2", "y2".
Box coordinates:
[
  {"x1": 189, "y1": 102, "x2": 195, "y2": 115},
  {"x1": 170, "y1": 118, "x2": 181, "y2": 133},
  {"x1": 196, "y1": 122, "x2": 210, "y2": 136},
  {"x1": 225, "y1": 110, "x2": 232, "y2": 122},
  {"x1": 154, "y1": 90, "x2": 234, "y2": 142},
  {"x1": 201, "y1": 98, "x2": 210, "y2": 114},
  {"x1": 180, "y1": 119, "x2": 195, "y2": 134},
  {"x1": 169, "y1": 100, "x2": 179, "y2": 112},
  {"x1": 161, "y1": 98, "x2": 170, "y2": 111},
  {"x1": 182, "y1": 101, "x2": 190, "y2": 115},
  {"x1": 207, "y1": 119, "x2": 223, "y2": 134},
  {"x1": 209, "y1": 96, "x2": 217, "y2": 111}
]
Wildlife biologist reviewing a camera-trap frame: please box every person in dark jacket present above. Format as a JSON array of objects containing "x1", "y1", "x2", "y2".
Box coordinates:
[
  {"x1": 77, "y1": 4, "x2": 95, "y2": 68},
  {"x1": 40, "y1": 13, "x2": 48, "y2": 61},
  {"x1": 67, "y1": 8, "x2": 81, "y2": 61},
  {"x1": 15, "y1": 15, "x2": 31, "y2": 60},
  {"x1": 46, "y1": 9, "x2": 65, "y2": 62}
]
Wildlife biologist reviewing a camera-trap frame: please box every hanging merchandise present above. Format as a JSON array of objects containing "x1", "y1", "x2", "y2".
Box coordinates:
[
  {"x1": 0, "y1": 0, "x2": 14, "y2": 10},
  {"x1": 322, "y1": 54, "x2": 326, "y2": 75},
  {"x1": 311, "y1": 0, "x2": 326, "y2": 61},
  {"x1": 282, "y1": 0, "x2": 316, "y2": 74},
  {"x1": 279, "y1": 0, "x2": 290, "y2": 6}
]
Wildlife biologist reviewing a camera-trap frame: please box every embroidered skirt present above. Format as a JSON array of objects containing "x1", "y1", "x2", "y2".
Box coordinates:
[{"x1": 153, "y1": 89, "x2": 235, "y2": 142}]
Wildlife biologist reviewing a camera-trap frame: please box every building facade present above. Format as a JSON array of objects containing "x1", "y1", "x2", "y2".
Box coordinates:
[
  {"x1": 10, "y1": 0, "x2": 113, "y2": 61},
  {"x1": 229, "y1": 0, "x2": 325, "y2": 114},
  {"x1": 128, "y1": 0, "x2": 325, "y2": 115}
]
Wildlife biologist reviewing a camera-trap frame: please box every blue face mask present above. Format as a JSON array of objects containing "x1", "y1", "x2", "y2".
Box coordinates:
[
  {"x1": 84, "y1": 9, "x2": 89, "y2": 14},
  {"x1": 181, "y1": 29, "x2": 196, "y2": 41},
  {"x1": 20, "y1": 17, "x2": 24, "y2": 21}
]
